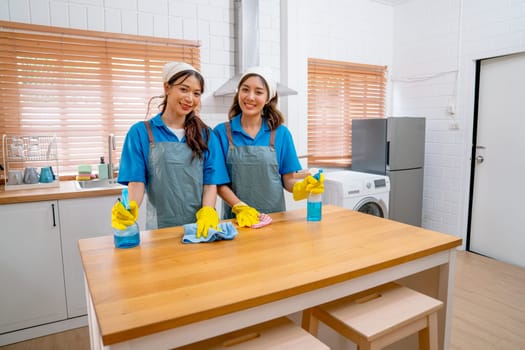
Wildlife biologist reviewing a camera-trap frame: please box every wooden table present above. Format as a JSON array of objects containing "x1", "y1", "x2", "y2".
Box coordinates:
[{"x1": 79, "y1": 205, "x2": 461, "y2": 350}]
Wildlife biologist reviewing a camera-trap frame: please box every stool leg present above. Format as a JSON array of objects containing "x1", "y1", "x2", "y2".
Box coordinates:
[
  {"x1": 301, "y1": 308, "x2": 320, "y2": 336},
  {"x1": 418, "y1": 312, "x2": 438, "y2": 350}
]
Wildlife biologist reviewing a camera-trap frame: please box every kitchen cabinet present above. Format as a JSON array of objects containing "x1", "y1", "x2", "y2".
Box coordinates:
[
  {"x1": 59, "y1": 195, "x2": 147, "y2": 318},
  {"x1": 0, "y1": 191, "x2": 147, "y2": 344},
  {"x1": 59, "y1": 196, "x2": 117, "y2": 318},
  {"x1": 0, "y1": 201, "x2": 67, "y2": 334}
]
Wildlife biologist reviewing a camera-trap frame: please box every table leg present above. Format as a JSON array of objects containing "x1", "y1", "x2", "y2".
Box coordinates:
[
  {"x1": 438, "y1": 248, "x2": 457, "y2": 350},
  {"x1": 85, "y1": 274, "x2": 106, "y2": 350}
]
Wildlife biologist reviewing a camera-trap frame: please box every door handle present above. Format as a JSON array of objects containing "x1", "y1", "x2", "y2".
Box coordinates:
[
  {"x1": 476, "y1": 155, "x2": 484, "y2": 163},
  {"x1": 51, "y1": 203, "x2": 56, "y2": 227}
]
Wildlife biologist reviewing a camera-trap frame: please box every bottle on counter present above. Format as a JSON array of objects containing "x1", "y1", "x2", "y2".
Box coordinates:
[
  {"x1": 307, "y1": 169, "x2": 323, "y2": 222},
  {"x1": 113, "y1": 188, "x2": 140, "y2": 248},
  {"x1": 98, "y1": 156, "x2": 109, "y2": 180}
]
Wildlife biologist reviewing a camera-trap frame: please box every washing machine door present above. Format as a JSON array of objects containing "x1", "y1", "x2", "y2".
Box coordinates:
[{"x1": 354, "y1": 197, "x2": 388, "y2": 218}]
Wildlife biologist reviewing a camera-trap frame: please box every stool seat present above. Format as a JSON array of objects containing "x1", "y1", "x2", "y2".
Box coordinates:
[
  {"x1": 303, "y1": 283, "x2": 443, "y2": 350},
  {"x1": 175, "y1": 317, "x2": 329, "y2": 350}
]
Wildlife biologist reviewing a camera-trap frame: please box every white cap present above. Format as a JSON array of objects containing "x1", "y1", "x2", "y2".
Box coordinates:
[
  {"x1": 240, "y1": 66, "x2": 277, "y2": 102},
  {"x1": 162, "y1": 62, "x2": 200, "y2": 83}
]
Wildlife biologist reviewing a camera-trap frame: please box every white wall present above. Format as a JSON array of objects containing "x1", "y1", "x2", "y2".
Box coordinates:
[
  {"x1": 391, "y1": 0, "x2": 464, "y2": 237},
  {"x1": 2, "y1": 0, "x2": 525, "y2": 244},
  {"x1": 391, "y1": 0, "x2": 525, "y2": 246}
]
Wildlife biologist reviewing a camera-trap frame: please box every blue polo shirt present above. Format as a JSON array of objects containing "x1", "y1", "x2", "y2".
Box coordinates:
[
  {"x1": 213, "y1": 114, "x2": 302, "y2": 176},
  {"x1": 118, "y1": 113, "x2": 230, "y2": 186}
]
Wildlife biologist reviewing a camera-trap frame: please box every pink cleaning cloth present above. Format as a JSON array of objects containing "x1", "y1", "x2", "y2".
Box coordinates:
[{"x1": 251, "y1": 213, "x2": 272, "y2": 229}]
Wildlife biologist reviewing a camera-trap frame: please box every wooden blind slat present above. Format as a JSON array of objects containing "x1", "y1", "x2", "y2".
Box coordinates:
[{"x1": 0, "y1": 21, "x2": 200, "y2": 174}]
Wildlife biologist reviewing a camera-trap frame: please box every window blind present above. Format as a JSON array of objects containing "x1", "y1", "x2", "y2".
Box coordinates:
[
  {"x1": 307, "y1": 58, "x2": 387, "y2": 168},
  {"x1": 0, "y1": 21, "x2": 200, "y2": 175}
]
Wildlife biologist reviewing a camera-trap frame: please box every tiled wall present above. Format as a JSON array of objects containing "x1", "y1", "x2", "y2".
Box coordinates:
[{"x1": 391, "y1": 0, "x2": 464, "y2": 236}]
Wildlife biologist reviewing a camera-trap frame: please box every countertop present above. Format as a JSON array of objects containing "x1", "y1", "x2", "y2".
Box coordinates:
[
  {"x1": 79, "y1": 205, "x2": 462, "y2": 346},
  {"x1": 0, "y1": 181, "x2": 122, "y2": 204}
]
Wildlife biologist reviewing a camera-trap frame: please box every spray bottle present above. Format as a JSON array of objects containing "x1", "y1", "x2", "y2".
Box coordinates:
[
  {"x1": 113, "y1": 187, "x2": 140, "y2": 248},
  {"x1": 307, "y1": 169, "x2": 323, "y2": 221}
]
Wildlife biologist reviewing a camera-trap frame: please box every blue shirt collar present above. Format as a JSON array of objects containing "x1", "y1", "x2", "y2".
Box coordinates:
[
  {"x1": 150, "y1": 113, "x2": 165, "y2": 127},
  {"x1": 231, "y1": 113, "x2": 271, "y2": 134},
  {"x1": 150, "y1": 113, "x2": 186, "y2": 142}
]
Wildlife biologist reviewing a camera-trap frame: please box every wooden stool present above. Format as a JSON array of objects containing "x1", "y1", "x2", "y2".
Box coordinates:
[
  {"x1": 302, "y1": 283, "x2": 443, "y2": 350},
  {"x1": 175, "y1": 317, "x2": 329, "y2": 349}
]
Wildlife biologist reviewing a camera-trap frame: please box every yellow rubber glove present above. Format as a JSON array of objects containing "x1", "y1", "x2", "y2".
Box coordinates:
[
  {"x1": 232, "y1": 202, "x2": 260, "y2": 227},
  {"x1": 292, "y1": 176, "x2": 310, "y2": 201},
  {"x1": 306, "y1": 173, "x2": 325, "y2": 195},
  {"x1": 195, "y1": 206, "x2": 219, "y2": 239},
  {"x1": 292, "y1": 174, "x2": 325, "y2": 201},
  {"x1": 111, "y1": 200, "x2": 139, "y2": 230}
]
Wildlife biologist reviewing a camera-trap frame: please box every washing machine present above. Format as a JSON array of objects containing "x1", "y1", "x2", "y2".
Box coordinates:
[{"x1": 323, "y1": 170, "x2": 390, "y2": 218}]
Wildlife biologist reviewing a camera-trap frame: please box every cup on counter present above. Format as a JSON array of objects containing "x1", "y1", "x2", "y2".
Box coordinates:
[
  {"x1": 7, "y1": 169, "x2": 24, "y2": 185},
  {"x1": 23, "y1": 167, "x2": 40, "y2": 184},
  {"x1": 39, "y1": 166, "x2": 54, "y2": 183}
]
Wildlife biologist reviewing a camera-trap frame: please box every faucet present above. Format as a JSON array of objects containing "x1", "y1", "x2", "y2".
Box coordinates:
[{"x1": 108, "y1": 134, "x2": 116, "y2": 179}]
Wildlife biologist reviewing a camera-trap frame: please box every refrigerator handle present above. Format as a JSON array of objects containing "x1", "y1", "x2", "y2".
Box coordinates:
[{"x1": 386, "y1": 141, "x2": 390, "y2": 167}]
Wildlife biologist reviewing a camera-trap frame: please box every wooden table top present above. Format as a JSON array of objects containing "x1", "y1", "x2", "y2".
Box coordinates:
[{"x1": 78, "y1": 205, "x2": 462, "y2": 345}]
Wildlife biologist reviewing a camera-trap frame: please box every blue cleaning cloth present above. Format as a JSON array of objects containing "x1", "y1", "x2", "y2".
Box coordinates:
[{"x1": 182, "y1": 222, "x2": 238, "y2": 244}]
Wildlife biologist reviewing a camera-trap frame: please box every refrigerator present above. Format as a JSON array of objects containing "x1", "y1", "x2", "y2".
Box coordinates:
[{"x1": 351, "y1": 117, "x2": 426, "y2": 226}]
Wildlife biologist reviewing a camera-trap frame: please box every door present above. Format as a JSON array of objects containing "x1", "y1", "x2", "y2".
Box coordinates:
[
  {"x1": 469, "y1": 52, "x2": 525, "y2": 268},
  {"x1": 388, "y1": 168, "x2": 424, "y2": 227},
  {"x1": 387, "y1": 117, "x2": 425, "y2": 171},
  {"x1": 59, "y1": 195, "x2": 147, "y2": 318},
  {"x1": 0, "y1": 201, "x2": 67, "y2": 333},
  {"x1": 59, "y1": 196, "x2": 119, "y2": 318},
  {"x1": 351, "y1": 119, "x2": 387, "y2": 174}
]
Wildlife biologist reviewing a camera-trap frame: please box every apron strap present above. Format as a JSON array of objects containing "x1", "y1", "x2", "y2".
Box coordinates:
[
  {"x1": 269, "y1": 129, "x2": 276, "y2": 148},
  {"x1": 144, "y1": 120, "x2": 155, "y2": 148},
  {"x1": 225, "y1": 122, "x2": 234, "y2": 147}
]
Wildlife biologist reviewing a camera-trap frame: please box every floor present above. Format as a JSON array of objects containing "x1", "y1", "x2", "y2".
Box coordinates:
[
  {"x1": 2, "y1": 250, "x2": 524, "y2": 350},
  {"x1": 0, "y1": 327, "x2": 89, "y2": 350},
  {"x1": 450, "y1": 250, "x2": 525, "y2": 349}
]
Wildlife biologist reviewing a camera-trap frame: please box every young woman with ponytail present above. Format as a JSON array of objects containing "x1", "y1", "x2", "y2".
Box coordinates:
[{"x1": 113, "y1": 62, "x2": 229, "y2": 237}]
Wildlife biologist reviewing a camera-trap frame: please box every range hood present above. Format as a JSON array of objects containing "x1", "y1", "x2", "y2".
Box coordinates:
[{"x1": 214, "y1": 0, "x2": 297, "y2": 97}]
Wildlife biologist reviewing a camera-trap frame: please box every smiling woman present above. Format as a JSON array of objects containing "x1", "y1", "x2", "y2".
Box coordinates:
[{"x1": 0, "y1": 21, "x2": 201, "y2": 176}]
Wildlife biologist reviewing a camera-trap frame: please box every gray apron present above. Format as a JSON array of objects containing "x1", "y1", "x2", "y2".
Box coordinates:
[
  {"x1": 222, "y1": 122, "x2": 285, "y2": 219},
  {"x1": 144, "y1": 121, "x2": 203, "y2": 229}
]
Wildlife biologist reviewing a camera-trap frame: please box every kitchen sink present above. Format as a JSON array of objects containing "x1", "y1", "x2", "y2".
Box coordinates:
[{"x1": 75, "y1": 179, "x2": 124, "y2": 190}]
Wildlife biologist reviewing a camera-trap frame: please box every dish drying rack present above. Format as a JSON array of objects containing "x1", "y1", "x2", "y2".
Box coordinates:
[{"x1": 2, "y1": 135, "x2": 59, "y2": 191}]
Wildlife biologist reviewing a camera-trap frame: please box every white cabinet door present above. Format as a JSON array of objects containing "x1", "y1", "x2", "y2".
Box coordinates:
[
  {"x1": 0, "y1": 201, "x2": 67, "y2": 333},
  {"x1": 59, "y1": 195, "x2": 147, "y2": 318},
  {"x1": 59, "y1": 196, "x2": 117, "y2": 318}
]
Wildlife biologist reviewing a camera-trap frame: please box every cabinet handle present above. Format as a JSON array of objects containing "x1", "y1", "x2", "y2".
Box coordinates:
[{"x1": 51, "y1": 203, "x2": 56, "y2": 227}]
